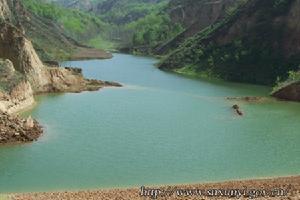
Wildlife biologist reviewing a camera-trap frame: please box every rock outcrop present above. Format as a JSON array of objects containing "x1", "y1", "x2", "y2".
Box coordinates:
[
  {"x1": 0, "y1": 111, "x2": 42, "y2": 144},
  {"x1": 0, "y1": 59, "x2": 34, "y2": 113},
  {"x1": 272, "y1": 81, "x2": 300, "y2": 101}
]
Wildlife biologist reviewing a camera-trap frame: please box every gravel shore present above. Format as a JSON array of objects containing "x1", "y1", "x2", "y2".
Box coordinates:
[{"x1": 7, "y1": 176, "x2": 300, "y2": 200}]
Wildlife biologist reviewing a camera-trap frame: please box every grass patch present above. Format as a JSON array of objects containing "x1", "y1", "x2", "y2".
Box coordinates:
[
  {"x1": 173, "y1": 65, "x2": 220, "y2": 81},
  {"x1": 88, "y1": 35, "x2": 117, "y2": 51}
]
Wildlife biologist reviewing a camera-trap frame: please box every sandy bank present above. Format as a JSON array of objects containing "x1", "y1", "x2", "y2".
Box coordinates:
[
  {"x1": 7, "y1": 176, "x2": 300, "y2": 200},
  {"x1": 71, "y1": 47, "x2": 113, "y2": 60}
]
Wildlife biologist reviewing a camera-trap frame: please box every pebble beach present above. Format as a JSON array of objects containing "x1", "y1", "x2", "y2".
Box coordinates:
[{"x1": 5, "y1": 176, "x2": 299, "y2": 200}]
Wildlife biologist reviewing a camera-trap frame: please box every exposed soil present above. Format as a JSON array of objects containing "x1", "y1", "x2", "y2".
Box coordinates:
[{"x1": 71, "y1": 47, "x2": 113, "y2": 60}]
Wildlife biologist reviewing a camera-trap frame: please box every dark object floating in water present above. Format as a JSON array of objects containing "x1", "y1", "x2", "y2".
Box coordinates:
[{"x1": 232, "y1": 104, "x2": 243, "y2": 116}]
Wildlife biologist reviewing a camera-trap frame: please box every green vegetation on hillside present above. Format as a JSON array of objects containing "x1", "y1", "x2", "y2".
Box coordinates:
[
  {"x1": 96, "y1": 0, "x2": 168, "y2": 25},
  {"x1": 126, "y1": 13, "x2": 183, "y2": 47},
  {"x1": 23, "y1": 0, "x2": 107, "y2": 41},
  {"x1": 160, "y1": 0, "x2": 299, "y2": 85},
  {"x1": 88, "y1": 35, "x2": 117, "y2": 51},
  {"x1": 104, "y1": 1, "x2": 182, "y2": 53},
  {"x1": 34, "y1": 0, "x2": 176, "y2": 53}
]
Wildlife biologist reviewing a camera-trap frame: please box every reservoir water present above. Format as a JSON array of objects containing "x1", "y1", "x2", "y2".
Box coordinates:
[{"x1": 0, "y1": 54, "x2": 299, "y2": 192}]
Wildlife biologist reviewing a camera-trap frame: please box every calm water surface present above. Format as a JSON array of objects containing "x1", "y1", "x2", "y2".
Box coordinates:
[{"x1": 0, "y1": 54, "x2": 299, "y2": 192}]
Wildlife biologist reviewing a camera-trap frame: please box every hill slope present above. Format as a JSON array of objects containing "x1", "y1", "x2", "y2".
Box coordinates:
[
  {"x1": 159, "y1": 0, "x2": 300, "y2": 86},
  {"x1": 8, "y1": 0, "x2": 111, "y2": 60},
  {"x1": 155, "y1": 0, "x2": 237, "y2": 54}
]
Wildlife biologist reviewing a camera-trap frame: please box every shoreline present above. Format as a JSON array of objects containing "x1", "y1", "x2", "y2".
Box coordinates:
[
  {"x1": 70, "y1": 47, "x2": 113, "y2": 61},
  {"x1": 6, "y1": 176, "x2": 300, "y2": 200}
]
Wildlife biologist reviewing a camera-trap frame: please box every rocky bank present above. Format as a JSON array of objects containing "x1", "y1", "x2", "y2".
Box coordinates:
[
  {"x1": 0, "y1": 111, "x2": 42, "y2": 144},
  {"x1": 0, "y1": 0, "x2": 121, "y2": 144},
  {"x1": 272, "y1": 81, "x2": 300, "y2": 101}
]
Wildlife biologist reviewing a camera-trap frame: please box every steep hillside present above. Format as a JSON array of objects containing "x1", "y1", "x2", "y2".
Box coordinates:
[
  {"x1": 93, "y1": 0, "x2": 167, "y2": 25},
  {"x1": 160, "y1": 0, "x2": 300, "y2": 86},
  {"x1": 111, "y1": 0, "x2": 238, "y2": 55},
  {"x1": 46, "y1": 0, "x2": 173, "y2": 49},
  {"x1": 8, "y1": 0, "x2": 111, "y2": 60},
  {"x1": 46, "y1": 0, "x2": 168, "y2": 25},
  {"x1": 155, "y1": 0, "x2": 237, "y2": 54},
  {"x1": 121, "y1": 2, "x2": 183, "y2": 52}
]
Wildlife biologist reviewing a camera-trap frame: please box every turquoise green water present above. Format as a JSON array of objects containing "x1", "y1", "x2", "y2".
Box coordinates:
[{"x1": 0, "y1": 54, "x2": 299, "y2": 193}]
